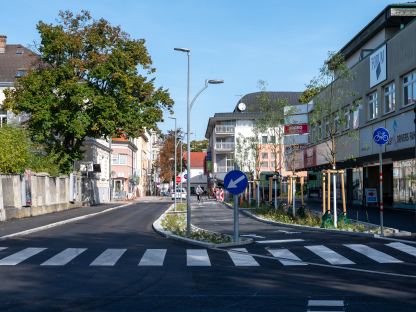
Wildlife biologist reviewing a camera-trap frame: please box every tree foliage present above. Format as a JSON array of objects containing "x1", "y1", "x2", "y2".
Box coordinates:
[
  {"x1": 4, "y1": 10, "x2": 173, "y2": 173},
  {"x1": 159, "y1": 130, "x2": 183, "y2": 183},
  {"x1": 235, "y1": 129, "x2": 261, "y2": 180},
  {"x1": 0, "y1": 126, "x2": 60, "y2": 175},
  {"x1": 305, "y1": 51, "x2": 356, "y2": 167},
  {"x1": 190, "y1": 139, "x2": 208, "y2": 152}
]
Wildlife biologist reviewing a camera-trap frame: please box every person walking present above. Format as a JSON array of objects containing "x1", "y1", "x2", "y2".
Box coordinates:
[{"x1": 196, "y1": 185, "x2": 203, "y2": 203}]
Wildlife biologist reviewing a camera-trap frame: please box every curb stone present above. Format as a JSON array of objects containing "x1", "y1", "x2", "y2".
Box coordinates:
[{"x1": 152, "y1": 204, "x2": 253, "y2": 248}]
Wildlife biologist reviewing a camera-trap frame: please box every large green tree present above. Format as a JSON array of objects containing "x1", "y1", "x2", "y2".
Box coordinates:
[{"x1": 4, "y1": 10, "x2": 173, "y2": 173}]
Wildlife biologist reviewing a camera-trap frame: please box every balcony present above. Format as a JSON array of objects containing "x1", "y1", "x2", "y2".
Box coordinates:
[
  {"x1": 215, "y1": 142, "x2": 235, "y2": 151},
  {"x1": 215, "y1": 125, "x2": 235, "y2": 135}
]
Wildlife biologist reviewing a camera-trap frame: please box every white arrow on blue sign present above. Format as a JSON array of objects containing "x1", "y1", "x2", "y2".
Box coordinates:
[
  {"x1": 224, "y1": 170, "x2": 248, "y2": 195},
  {"x1": 373, "y1": 127, "x2": 389, "y2": 145}
]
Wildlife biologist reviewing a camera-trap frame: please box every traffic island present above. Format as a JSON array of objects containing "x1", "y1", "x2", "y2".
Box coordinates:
[{"x1": 153, "y1": 203, "x2": 253, "y2": 248}]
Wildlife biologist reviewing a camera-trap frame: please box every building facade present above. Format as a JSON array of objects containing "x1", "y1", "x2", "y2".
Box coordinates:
[{"x1": 297, "y1": 3, "x2": 416, "y2": 210}]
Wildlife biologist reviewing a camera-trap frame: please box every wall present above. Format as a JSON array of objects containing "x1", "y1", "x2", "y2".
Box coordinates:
[{"x1": 0, "y1": 173, "x2": 82, "y2": 221}]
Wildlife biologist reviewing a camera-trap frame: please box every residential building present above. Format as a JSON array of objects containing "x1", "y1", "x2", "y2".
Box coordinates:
[
  {"x1": 205, "y1": 91, "x2": 303, "y2": 184},
  {"x1": 182, "y1": 151, "x2": 208, "y2": 194},
  {"x1": 296, "y1": 3, "x2": 416, "y2": 209},
  {"x1": 0, "y1": 35, "x2": 39, "y2": 126}
]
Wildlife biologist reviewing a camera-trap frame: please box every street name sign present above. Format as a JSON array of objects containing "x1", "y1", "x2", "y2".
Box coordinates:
[{"x1": 224, "y1": 170, "x2": 248, "y2": 195}]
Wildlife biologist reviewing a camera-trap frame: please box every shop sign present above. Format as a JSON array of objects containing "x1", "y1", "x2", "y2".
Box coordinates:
[
  {"x1": 284, "y1": 124, "x2": 308, "y2": 135},
  {"x1": 369, "y1": 44, "x2": 386, "y2": 88},
  {"x1": 365, "y1": 188, "x2": 378, "y2": 204}
]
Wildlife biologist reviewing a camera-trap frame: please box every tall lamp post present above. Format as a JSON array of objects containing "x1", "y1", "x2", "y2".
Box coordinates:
[
  {"x1": 174, "y1": 47, "x2": 223, "y2": 236},
  {"x1": 169, "y1": 116, "x2": 177, "y2": 211}
]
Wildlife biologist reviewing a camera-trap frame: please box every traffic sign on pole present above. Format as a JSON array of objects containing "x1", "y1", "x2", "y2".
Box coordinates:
[
  {"x1": 373, "y1": 127, "x2": 389, "y2": 237},
  {"x1": 224, "y1": 170, "x2": 248, "y2": 195}
]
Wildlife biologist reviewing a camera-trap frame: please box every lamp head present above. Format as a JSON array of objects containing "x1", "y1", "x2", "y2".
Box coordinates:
[
  {"x1": 174, "y1": 47, "x2": 191, "y2": 53},
  {"x1": 207, "y1": 79, "x2": 224, "y2": 84}
]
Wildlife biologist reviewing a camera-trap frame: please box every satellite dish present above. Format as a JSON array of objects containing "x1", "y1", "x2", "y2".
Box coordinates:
[{"x1": 237, "y1": 102, "x2": 246, "y2": 111}]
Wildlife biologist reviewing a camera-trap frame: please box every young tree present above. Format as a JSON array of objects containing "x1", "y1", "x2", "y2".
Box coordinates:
[
  {"x1": 190, "y1": 139, "x2": 208, "y2": 152},
  {"x1": 4, "y1": 10, "x2": 173, "y2": 173},
  {"x1": 303, "y1": 51, "x2": 356, "y2": 225},
  {"x1": 235, "y1": 128, "x2": 261, "y2": 180}
]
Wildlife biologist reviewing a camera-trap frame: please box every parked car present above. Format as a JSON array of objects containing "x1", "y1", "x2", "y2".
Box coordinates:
[{"x1": 171, "y1": 188, "x2": 187, "y2": 200}]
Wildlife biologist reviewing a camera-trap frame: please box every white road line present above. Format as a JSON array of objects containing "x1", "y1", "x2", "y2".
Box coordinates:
[
  {"x1": 305, "y1": 245, "x2": 355, "y2": 265},
  {"x1": 187, "y1": 249, "x2": 211, "y2": 266},
  {"x1": 241, "y1": 234, "x2": 265, "y2": 239},
  {"x1": 344, "y1": 244, "x2": 403, "y2": 263},
  {"x1": 386, "y1": 242, "x2": 416, "y2": 257},
  {"x1": 0, "y1": 247, "x2": 7, "y2": 251},
  {"x1": 256, "y1": 239, "x2": 304, "y2": 244},
  {"x1": 139, "y1": 249, "x2": 167, "y2": 266},
  {"x1": 41, "y1": 248, "x2": 87, "y2": 266},
  {"x1": 308, "y1": 300, "x2": 344, "y2": 306},
  {"x1": 90, "y1": 249, "x2": 127, "y2": 266},
  {"x1": 267, "y1": 248, "x2": 307, "y2": 266},
  {"x1": 0, "y1": 247, "x2": 46, "y2": 265},
  {"x1": 228, "y1": 248, "x2": 260, "y2": 266}
]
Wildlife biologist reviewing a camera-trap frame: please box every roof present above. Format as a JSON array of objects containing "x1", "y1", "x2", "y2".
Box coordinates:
[
  {"x1": 205, "y1": 91, "x2": 302, "y2": 138},
  {"x1": 339, "y1": 3, "x2": 416, "y2": 60},
  {"x1": 183, "y1": 151, "x2": 206, "y2": 168},
  {"x1": 0, "y1": 44, "x2": 40, "y2": 84}
]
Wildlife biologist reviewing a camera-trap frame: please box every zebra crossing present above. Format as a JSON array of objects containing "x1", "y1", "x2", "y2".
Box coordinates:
[{"x1": 0, "y1": 242, "x2": 415, "y2": 268}]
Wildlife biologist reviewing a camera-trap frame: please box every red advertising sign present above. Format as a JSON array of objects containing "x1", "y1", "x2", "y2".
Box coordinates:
[
  {"x1": 176, "y1": 176, "x2": 181, "y2": 183},
  {"x1": 284, "y1": 124, "x2": 308, "y2": 135}
]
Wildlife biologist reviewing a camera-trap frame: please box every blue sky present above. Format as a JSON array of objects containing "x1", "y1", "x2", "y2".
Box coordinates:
[{"x1": 1, "y1": 0, "x2": 397, "y2": 140}]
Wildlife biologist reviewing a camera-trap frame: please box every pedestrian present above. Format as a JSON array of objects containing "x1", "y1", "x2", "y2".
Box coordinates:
[{"x1": 196, "y1": 185, "x2": 203, "y2": 203}]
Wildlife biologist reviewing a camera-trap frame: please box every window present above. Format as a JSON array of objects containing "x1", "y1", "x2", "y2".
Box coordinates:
[
  {"x1": 15, "y1": 69, "x2": 27, "y2": 78},
  {"x1": 16, "y1": 49, "x2": 24, "y2": 55},
  {"x1": 262, "y1": 135, "x2": 268, "y2": 144},
  {"x1": 260, "y1": 161, "x2": 268, "y2": 168},
  {"x1": 334, "y1": 116, "x2": 340, "y2": 133},
  {"x1": 343, "y1": 109, "x2": 350, "y2": 131},
  {"x1": 261, "y1": 152, "x2": 268, "y2": 159},
  {"x1": 403, "y1": 70, "x2": 416, "y2": 106},
  {"x1": 384, "y1": 82, "x2": 395, "y2": 113},
  {"x1": 323, "y1": 118, "x2": 329, "y2": 137},
  {"x1": 119, "y1": 154, "x2": 127, "y2": 165},
  {"x1": 317, "y1": 122, "x2": 322, "y2": 140},
  {"x1": 111, "y1": 154, "x2": 118, "y2": 164},
  {"x1": 352, "y1": 99, "x2": 362, "y2": 129},
  {"x1": 270, "y1": 136, "x2": 276, "y2": 144},
  {"x1": 368, "y1": 91, "x2": 378, "y2": 120}
]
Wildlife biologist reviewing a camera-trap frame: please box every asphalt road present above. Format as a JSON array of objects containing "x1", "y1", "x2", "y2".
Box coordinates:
[{"x1": 0, "y1": 199, "x2": 415, "y2": 312}]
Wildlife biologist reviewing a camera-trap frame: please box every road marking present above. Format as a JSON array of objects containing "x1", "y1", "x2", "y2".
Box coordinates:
[
  {"x1": 274, "y1": 230, "x2": 302, "y2": 234},
  {"x1": 187, "y1": 249, "x2": 211, "y2": 266},
  {"x1": 241, "y1": 234, "x2": 265, "y2": 239},
  {"x1": 344, "y1": 244, "x2": 403, "y2": 263},
  {"x1": 267, "y1": 248, "x2": 307, "y2": 266},
  {"x1": 256, "y1": 239, "x2": 304, "y2": 244},
  {"x1": 228, "y1": 248, "x2": 260, "y2": 266},
  {"x1": 0, "y1": 247, "x2": 46, "y2": 265},
  {"x1": 90, "y1": 248, "x2": 127, "y2": 266},
  {"x1": 0, "y1": 247, "x2": 7, "y2": 251},
  {"x1": 307, "y1": 299, "x2": 344, "y2": 310},
  {"x1": 41, "y1": 248, "x2": 87, "y2": 266},
  {"x1": 386, "y1": 242, "x2": 416, "y2": 257},
  {"x1": 139, "y1": 249, "x2": 167, "y2": 266},
  {"x1": 305, "y1": 245, "x2": 355, "y2": 265}
]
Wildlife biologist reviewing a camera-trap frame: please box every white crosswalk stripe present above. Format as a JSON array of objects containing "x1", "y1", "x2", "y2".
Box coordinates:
[
  {"x1": 139, "y1": 249, "x2": 167, "y2": 266},
  {"x1": 305, "y1": 245, "x2": 355, "y2": 265},
  {"x1": 0, "y1": 247, "x2": 7, "y2": 251},
  {"x1": 227, "y1": 248, "x2": 259, "y2": 266},
  {"x1": 41, "y1": 248, "x2": 87, "y2": 266},
  {"x1": 307, "y1": 299, "x2": 344, "y2": 312},
  {"x1": 267, "y1": 248, "x2": 307, "y2": 266},
  {"x1": 344, "y1": 244, "x2": 403, "y2": 263},
  {"x1": 187, "y1": 249, "x2": 211, "y2": 266},
  {"x1": 386, "y1": 242, "x2": 416, "y2": 258},
  {"x1": 0, "y1": 247, "x2": 46, "y2": 265},
  {"x1": 90, "y1": 249, "x2": 127, "y2": 266}
]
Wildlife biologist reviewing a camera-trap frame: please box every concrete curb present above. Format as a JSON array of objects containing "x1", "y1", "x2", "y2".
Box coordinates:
[
  {"x1": 152, "y1": 204, "x2": 253, "y2": 248},
  {"x1": 0, "y1": 202, "x2": 133, "y2": 240},
  {"x1": 222, "y1": 202, "x2": 409, "y2": 238}
]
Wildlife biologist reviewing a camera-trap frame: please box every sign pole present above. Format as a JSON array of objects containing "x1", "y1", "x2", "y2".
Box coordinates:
[
  {"x1": 379, "y1": 145, "x2": 384, "y2": 237},
  {"x1": 233, "y1": 192, "x2": 239, "y2": 242}
]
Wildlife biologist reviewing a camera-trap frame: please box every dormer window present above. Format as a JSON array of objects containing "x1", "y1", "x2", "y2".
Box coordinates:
[{"x1": 16, "y1": 49, "x2": 24, "y2": 55}]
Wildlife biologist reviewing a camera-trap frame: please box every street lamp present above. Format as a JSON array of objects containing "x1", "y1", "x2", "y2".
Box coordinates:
[
  {"x1": 168, "y1": 116, "x2": 177, "y2": 211},
  {"x1": 174, "y1": 47, "x2": 224, "y2": 236}
]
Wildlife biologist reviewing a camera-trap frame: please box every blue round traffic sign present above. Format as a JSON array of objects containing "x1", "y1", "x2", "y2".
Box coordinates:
[
  {"x1": 373, "y1": 127, "x2": 389, "y2": 145},
  {"x1": 224, "y1": 170, "x2": 248, "y2": 195}
]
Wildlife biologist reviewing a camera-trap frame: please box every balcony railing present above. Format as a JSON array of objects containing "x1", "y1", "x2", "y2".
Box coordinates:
[
  {"x1": 216, "y1": 166, "x2": 230, "y2": 173},
  {"x1": 215, "y1": 142, "x2": 235, "y2": 151},
  {"x1": 215, "y1": 125, "x2": 235, "y2": 135}
]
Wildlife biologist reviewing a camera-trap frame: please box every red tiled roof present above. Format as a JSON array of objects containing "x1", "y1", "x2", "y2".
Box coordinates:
[{"x1": 183, "y1": 152, "x2": 206, "y2": 168}]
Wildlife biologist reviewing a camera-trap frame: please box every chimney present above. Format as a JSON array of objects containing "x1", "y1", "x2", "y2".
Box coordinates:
[{"x1": 0, "y1": 35, "x2": 6, "y2": 53}]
